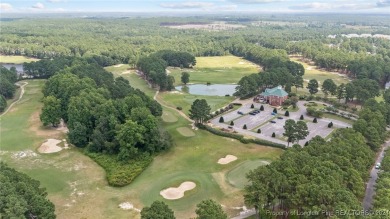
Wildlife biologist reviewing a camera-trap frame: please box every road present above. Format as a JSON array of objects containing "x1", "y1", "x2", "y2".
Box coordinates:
[
  {"x1": 363, "y1": 140, "x2": 390, "y2": 210},
  {"x1": 0, "y1": 82, "x2": 28, "y2": 118}
]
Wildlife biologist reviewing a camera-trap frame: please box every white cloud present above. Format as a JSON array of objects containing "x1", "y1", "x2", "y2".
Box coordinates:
[
  {"x1": 229, "y1": 0, "x2": 284, "y2": 3},
  {"x1": 216, "y1": 4, "x2": 238, "y2": 10},
  {"x1": 377, "y1": 0, "x2": 390, "y2": 7},
  {"x1": 32, "y1": 2, "x2": 45, "y2": 9},
  {"x1": 47, "y1": 0, "x2": 65, "y2": 2},
  {"x1": 0, "y1": 3, "x2": 12, "y2": 11},
  {"x1": 289, "y1": 1, "x2": 376, "y2": 10},
  {"x1": 289, "y1": 2, "x2": 332, "y2": 10},
  {"x1": 160, "y1": 2, "x2": 214, "y2": 9}
]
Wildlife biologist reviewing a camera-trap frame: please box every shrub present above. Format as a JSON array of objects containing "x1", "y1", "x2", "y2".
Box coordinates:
[
  {"x1": 260, "y1": 105, "x2": 264, "y2": 111},
  {"x1": 272, "y1": 132, "x2": 276, "y2": 137},
  {"x1": 300, "y1": 115, "x2": 304, "y2": 120},
  {"x1": 219, "y1": 116, "x2": 224, "y2": 123},
  {"x1": 304, "y1": 141, "x2": 309, "y2": 146},
  {"x1": 243, "y1": 124, "x2": 247, "y2": 129},
  {"x1": 328, "y1": 122, "x2": 333, "y2": 128},
  {"x1": 307, "y1": 107, "x2": 323, "y2": 118},
  {"x1": 176, "y1": 106, "x2": 182, "y2": 110},
  {"x1": 257, "y1": 129, "x2": 261, "y2": 133},
  {"x1": 313, "y1": 118, "x2": 318, "y2": 123},
  {"x1": 315, "y1": 96, "x2": 322, "y2": 101},
  {"x1": 285, "y1": 111, "x2": 289, "y2": 116},
  {"x1": 196, "y1": 124, "x2": 286, "y2": 149},
  {"x1": 251, "y1": 104, "x2": 254, "y2": 108},
  {"x1": 232, "y1": 103, "x2": 243, "y2": 106},
  {"x1": 273, "y1": 108, "x2": 277, "y2": 113},
  {"x1": 230, "y1": 121, "x2": 234, "y2": 126}
]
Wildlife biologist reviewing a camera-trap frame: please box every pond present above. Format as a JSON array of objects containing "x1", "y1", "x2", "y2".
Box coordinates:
[
  {"x1": 175, "y1": 84, "x2": 237, "y2": 96},
  {"x1": 1, "y1": 63, "x2": 24, "y2": 73}
]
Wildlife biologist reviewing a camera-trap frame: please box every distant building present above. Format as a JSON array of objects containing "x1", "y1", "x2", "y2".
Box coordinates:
[{"x1": 259, "y1": 85, "x2": 288, "y2": 106}]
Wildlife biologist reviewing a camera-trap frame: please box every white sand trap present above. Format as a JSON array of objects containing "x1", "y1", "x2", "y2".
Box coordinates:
[
  {"x1": 119, "y1": 202, "x2": 141, "y2": 212},
  {"x1": 238, "y1": 61, "x2": 245, "y2": 64},
  {"x1": 114, "y1": 64, "x2": 124, "y2": 68},
  {"x1": 218, "y1": 155, "x2": 237, "y2": 164},
  {"x1": 38, "y1": 139, "x2": 63, "y2": 153},
  {"x1": 160, "y1": 181, "x2": 196, "y2": 200}
]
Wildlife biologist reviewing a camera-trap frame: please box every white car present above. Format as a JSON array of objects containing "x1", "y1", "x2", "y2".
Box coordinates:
[{"x1": 375, "y1": 163, "x2": 381, "y2": 169}]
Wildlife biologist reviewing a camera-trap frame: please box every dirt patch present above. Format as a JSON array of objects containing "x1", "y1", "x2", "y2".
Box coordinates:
[
  {"x1": 176, "y1": 127, "x2": 195, "y2": 137},
  {"x1": 218, "y1": 155, "x2": 237, "y2": 164},
  {"x1": 38, "y1": 139, "x2": 63, "y2": 153},
  {"x1": 160, "y1": 181, "x2": 196, "y2": 200},
  {"x1": 29, "y1": 111, "x2": 67, "y2": 138},
  {"x1": 121, "y1": 70, "x2": 131, "y2": 74},
  {"x1": 12, "y1": 150, "x2": 38, "y2": 159},
  {"x1": 119, "y1": 202, "x2": 141, "y2": 212}
]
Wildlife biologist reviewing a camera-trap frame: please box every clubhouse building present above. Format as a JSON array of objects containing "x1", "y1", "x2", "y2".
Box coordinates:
[{"x1": 258, "y1": 85, "x2": 288, "y2": 106}]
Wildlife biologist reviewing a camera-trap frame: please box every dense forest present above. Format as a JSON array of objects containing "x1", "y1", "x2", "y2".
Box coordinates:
[
  {"x1": 36, "y1": 57, "x2": 171, "y2": 186},
  {"x1": 0, "y1": 66, "x2": 18, "y2": 112},
  {"x1": 0, "y1": 162, "x2": 55, "y2": 218}
]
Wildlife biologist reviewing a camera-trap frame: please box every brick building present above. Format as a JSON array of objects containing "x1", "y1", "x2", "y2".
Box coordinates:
[{"x1": 259, "y1": 85, "x2": 288, "y2": 106}]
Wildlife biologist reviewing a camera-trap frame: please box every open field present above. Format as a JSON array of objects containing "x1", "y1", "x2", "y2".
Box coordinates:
[
  {"x1": 169, "y1": 56, "x2": 260, "y2": 85},
  {"x1": 0, "y1": 55, "x2": 39, "y2": 64},
  {"x1": 290, "y1": 57, "x2": 351, "y2": 96},
  {"x1": 157, "y1": 92, "x2": 235, "y2": 117},
  {"x1": 0, "y1": 72, "x2": 283, "y2": 218}
]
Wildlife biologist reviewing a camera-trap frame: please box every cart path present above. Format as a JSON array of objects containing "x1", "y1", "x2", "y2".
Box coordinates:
[{"x1": 0, "y1": 82, "x2": 28, "y2": 118}]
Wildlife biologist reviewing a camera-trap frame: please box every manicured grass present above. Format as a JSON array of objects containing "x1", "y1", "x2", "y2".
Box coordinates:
[
  {"x1": 158, "y1": 92, "x2": 234, "y2": 117},
  {"x1": 169, "y1": 56, "x2": 260, "y2": 85},
  {"x1": 176, "y1": 127, "x2": 195, "y2": 137},
  {"x1": 162, "y1": 111, "x2": 178, "y2": 123},
  {"x1": 0, "y1": 55, "x2": 39, "y2": 64},
  {"x1": 226, "y1": 160, "x2": 269, "y2": 189},
  {"x1": 322, "y1": 112, "x2": 355, "y2": 125}
]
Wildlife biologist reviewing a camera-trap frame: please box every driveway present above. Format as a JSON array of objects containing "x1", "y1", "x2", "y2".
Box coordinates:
[{"x1": 363, "y1": 140, "x2": 390, "y2": 210}]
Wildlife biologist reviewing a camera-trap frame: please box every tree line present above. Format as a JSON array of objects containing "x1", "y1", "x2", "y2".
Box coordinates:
[
  {"x1": 0, "y1": 162, "x2": 55, "y2": 218},
  {"x1": 137, "y1": 50, "x2": 195, "y2": 91},
  {"x1": 39, "y1": 57, "x2": 171, "y2": 185},
  {"x1": 0, "y1": 66, "x2": 18, "y2": 112}
]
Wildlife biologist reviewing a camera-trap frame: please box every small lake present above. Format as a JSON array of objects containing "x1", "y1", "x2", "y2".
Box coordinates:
[
  {"x1": 1, "y1": 63, "x2": 24, "y2": 73},
  {"x1": 175, "y1": 84, "x2": 237, "y2": 96}
]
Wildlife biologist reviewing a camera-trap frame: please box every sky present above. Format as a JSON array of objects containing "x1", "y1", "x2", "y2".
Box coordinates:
[{"x1": 0, "y1": 0, "x2": 389, "y2": 14}]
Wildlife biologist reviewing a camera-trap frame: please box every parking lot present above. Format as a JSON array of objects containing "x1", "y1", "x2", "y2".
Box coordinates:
[{"x1": 210, "y1": 101, "x2": 352, "y2": 146}]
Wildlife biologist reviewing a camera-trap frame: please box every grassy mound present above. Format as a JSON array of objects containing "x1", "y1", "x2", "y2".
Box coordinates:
[
  {"x1": 176, "y1": 127, "x2": 195, "y2": 137},
  {"x1": 162, "y1": 111, "x2": 178, "y2": 123},
  {"x1": 226, "y1": 160, "x2": 269, "y2": 189}
]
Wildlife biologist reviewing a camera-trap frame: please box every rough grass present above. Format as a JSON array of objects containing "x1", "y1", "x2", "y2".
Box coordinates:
[
  {"x1": 158, "y1": 92, "x2": 234, "y2": 117},
  {"x1": 226, "y1": 160, "x2": 269, "y2": 189},
  {"x1": 0, "y1": 55, "x2": 39, "y2": 64},
  {"x1": 169, "y1": 56, "x2": 260, "y2": 85}
]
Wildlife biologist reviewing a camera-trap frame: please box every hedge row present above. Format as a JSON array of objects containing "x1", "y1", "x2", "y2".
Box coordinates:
[
  {"x1": 85, "y1": 152, "x2": 153, "y2": 187},
  {"x1": 197, "y1": 124, "x2": 286, "y2": 150}
]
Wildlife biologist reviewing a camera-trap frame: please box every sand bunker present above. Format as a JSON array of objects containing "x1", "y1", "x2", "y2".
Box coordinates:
[
  {"x1": 121, "y1": 70, "x2": 131, "y2": 74},
  {"x1": 160, "y1": 181, "x2": 196, "y2": 200},
  {"x1": 114, "y1": 64, "x2": 124, "y2": 68},
  {"x1": 176, "y1": 127, "x2": 195, "y2": 137},
  {"x1": 119, "y1": 202, "x2": 141, "y2": 212},
  {"x1": 218, "y1": 155, "x2": 237, "y2": 164},
  {"x1": 38, "y1": 139, "x2": 63, "y2": 153}
]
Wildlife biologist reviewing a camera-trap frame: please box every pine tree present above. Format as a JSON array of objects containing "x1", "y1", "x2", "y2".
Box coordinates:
[
  {"x1": 257, "y1": 129, "x2": 261, "y2": 133},
  {"x1": 285, "y1": 111, "x2": 289, "y2": 116},
  {"x1": 230, "y1": 121, "x2": 234, "y2": 126},
  {"x1": 251, "y1": 103, "x2": 254, "y2": 108},
  {"x1": 219, "y1": 116, "x2": 224, "y2": 123},
  {"x1": 260, "y1": 105, "x2": 264, "y2": 111},
  {"x1": 243, "y1": 124, "x2": 247, "y2": 129},
  {"x1": 300, "y1": 115, "x2": 304, "y2": 120},
  {"x1": 313, "y1": 117, "x2": 318, "y2": 123},
  {"x1": 272, "y1": 132, "x2": 276, "y2": 137},
  {"x1": 273, "y1": 108, "x2": 277, "y2": 114}
]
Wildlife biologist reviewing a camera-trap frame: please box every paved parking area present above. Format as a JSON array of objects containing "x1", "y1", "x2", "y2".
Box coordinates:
[{"x1": 210, "y1": 101, "x2": 352, "y2": 147}]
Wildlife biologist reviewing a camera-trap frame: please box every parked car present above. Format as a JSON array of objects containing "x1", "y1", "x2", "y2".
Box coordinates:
[
  {"x1": 277, "y1": 117, "x2": 283, "y2": 119},
  {"x1": 237, "y1": 111, "x2": 244, "y2": 115},
  {"x1": 270, "y1": 120, "x2": 276, "y2": 123},
  {"x1": 375, "y1": 163, "x2": 381, "y2": 169}
]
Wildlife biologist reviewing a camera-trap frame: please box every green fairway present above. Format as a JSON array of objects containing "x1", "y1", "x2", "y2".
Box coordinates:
[
  {"x1": 169, "y1": 56, "x2": 260, "y2": 85},
  {"x1": 0, "y1": 55, "x2": 39, "y2": 64},
  {"x1": 226, "y1": 160, "x2": 270, "y2": 189},
  {"x1": 176, "y1": 127, "x2": 195, "y2": 137},
  {"x1": 158, "y1": 92, "x2": 235, "y2": 117},
  {"x1": 162, "y1": 111, "x2": 178, "y2": 123}
]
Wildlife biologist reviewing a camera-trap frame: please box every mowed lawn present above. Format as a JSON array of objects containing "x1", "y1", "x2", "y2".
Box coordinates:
[
  {"x1": 0, "y1": 55, "x2": 40, "y2": 63},
  {"x1": 290, "y1": 57, "x2": 351, "y2": 96},
  {"x1": 157, "y1": 92, "x2": 235, "y2": 116},
  {"x1": 169, "y1": 56, "x2": 260, "y2": 85}
]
